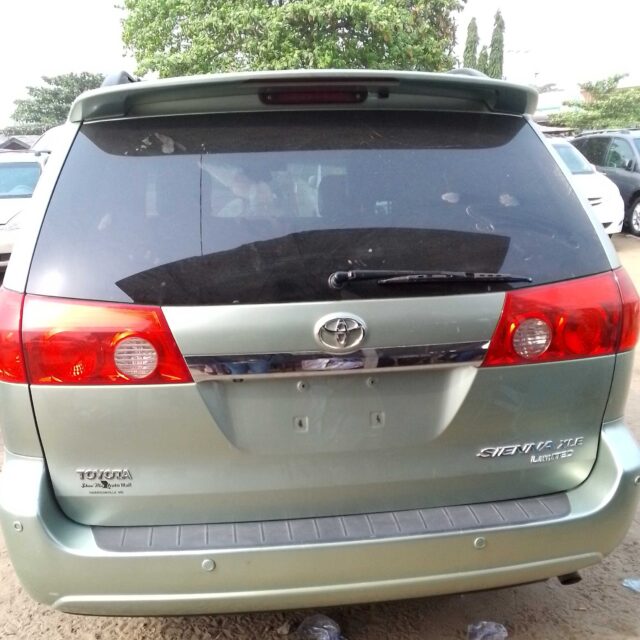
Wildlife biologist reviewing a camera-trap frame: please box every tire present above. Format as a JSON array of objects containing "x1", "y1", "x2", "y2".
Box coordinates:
[{"x1": 628, "y1": 197, "x2": 640, "y2": 236}]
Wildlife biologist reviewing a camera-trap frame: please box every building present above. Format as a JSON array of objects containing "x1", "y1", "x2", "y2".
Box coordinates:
[{"x1": 0, "y1": 135, "x2": 39, "y2": 150}]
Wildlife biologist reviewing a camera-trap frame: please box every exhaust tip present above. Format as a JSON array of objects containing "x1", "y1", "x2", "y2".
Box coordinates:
[{"x1": 558, "y1": 571, "x2": 582, "y2": 586}]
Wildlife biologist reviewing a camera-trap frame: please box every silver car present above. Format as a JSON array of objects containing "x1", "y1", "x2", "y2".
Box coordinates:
[{"x1": 0, "y1": 70, "x2": 639, "y2": 616}]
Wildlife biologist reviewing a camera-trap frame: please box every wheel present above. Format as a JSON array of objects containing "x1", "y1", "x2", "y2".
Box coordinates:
[{"x1": 628, "y1": 197, "x2": 640, "y2": 236}]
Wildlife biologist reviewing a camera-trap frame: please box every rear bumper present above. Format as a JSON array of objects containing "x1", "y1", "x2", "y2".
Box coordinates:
[
  {"x1": 604, "y1": 217, "x2": 624, "y2": 234},
  {"x1": 593, "y1": 191, "x2": 625, "y2": 233},
  {"x1": 1, "y1": 421, "x2": 639, "y2": 616}
]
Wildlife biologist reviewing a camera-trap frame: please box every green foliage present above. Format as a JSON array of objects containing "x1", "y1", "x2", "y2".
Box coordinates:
[
  {"x1": 122, "y1": 0, "x2": 465, "y2": 77},
  {"x1": 1, "y1": 123, "x2": 49, "y2": 136},
  {"x1": 477, "y1": 45, "x2": 488, "y2": 75},
  {"x1": 462, "y1": 17, "x2": 478, "y2": 68},
  {"x1": 486, "y1": 9, "x2": 504, "y2": 79},
  {"x1": 461, "y1": 10, "x2": 503, "y2": 77},
  {"x1": 550, "y1": 75, "x2": 640, "y2": 130},
  {"x1": 580, "y1": 74, "x2": 627, "y2": 98},
  {"x1": 11, "y1": 73, "x2": 104, "y2": 129}
]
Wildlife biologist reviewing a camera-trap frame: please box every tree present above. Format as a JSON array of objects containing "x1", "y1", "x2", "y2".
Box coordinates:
[
  {"x1": 1, "y1": 123, "x2": 48, "y2": 136},
  {"x1": 477, "y1": 45, "x2": 489, "y2": 75},
  {"x1": 487, "y1": 9, "x2": 504, "y2": 79},
  {"x1": 462, "y1": 17, "x2": 479, "y2": 68},
  {"x1": 580, "y1": 74, "x2": 627, "y2": 99},
  {"x1": 122, "y1": 0, "x2": 465, "y2": 77},
  {"x1": 11, "y1": 73, "x2": 104, "y2": 132},
  {"x1": 550, "y1": 74, "x2": 640, "y2": 130}
]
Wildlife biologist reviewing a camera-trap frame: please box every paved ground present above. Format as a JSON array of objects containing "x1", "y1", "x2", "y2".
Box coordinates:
[{"x1": 1, "y1": 234, "x2": 640, "y2": 639}]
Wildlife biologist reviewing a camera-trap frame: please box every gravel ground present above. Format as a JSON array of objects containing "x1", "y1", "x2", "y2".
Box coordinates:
[{"x1": 1, "y1": 234, "x2": 640, "y2": 640}]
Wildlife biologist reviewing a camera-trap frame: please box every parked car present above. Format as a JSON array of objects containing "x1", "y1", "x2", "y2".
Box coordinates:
[
  {"x1": 0, "y1": 150, "x2": 46, "y2": 270},
  {"x1": 550, "y1": 138, "x2": 625, "y2": 235},
  {"x1": 572, "y1": 129, "x2": 640, "y2": 235},
  {"x1": 31, "y1": 124, "x2": 67, "y2": 154},
  {"x1": 0, "y1": 70, "x2": 639, "y2": 616}
]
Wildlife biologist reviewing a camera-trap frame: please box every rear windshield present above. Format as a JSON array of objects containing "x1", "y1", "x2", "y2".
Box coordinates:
[
  {"x1": 0, "y1": 162, "x2": 40, "y2": 198},
  {"x1": 28, "y1": 111, "x2": 609, "y2": 305}
]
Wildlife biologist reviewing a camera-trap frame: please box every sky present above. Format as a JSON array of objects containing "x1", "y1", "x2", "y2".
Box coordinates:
[
  {"x1": 1, "y1": 0, "x2": 640, "y2": 126},
  {"x1": 1, "y1": 0, "x2": 133, "y2": 127},
  {"x1": 456, "y1": 0, "x2": 640, "y2": 88}
]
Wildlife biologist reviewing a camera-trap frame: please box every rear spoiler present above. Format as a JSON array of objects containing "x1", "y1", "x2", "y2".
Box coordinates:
[{"x1": 69, "y1": 69, "x2": 538, "y2": 123}]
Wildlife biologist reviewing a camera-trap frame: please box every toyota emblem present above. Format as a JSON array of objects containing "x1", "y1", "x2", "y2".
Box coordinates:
[{"x1": 315, "y1": 314, "x2": 366, "y2": 352}]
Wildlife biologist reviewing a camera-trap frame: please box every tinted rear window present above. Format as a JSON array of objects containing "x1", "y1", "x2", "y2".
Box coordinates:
[
  {"x1": 573, "y1": 136, "x2": 610, "y2": 166},
  {"x1": 28, "y1": 111, "x2": 609, "y2": 305}
]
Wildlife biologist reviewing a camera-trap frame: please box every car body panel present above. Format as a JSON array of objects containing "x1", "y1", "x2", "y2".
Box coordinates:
[
  {"x1": 31, "y1": 354, "x2": 614, "y2": 526},
  {"x1": 602, "y1": 162, "x2": 639, "y2": 208},
  {"x1": 1, "y1": 421, "x2": 638, "y2": 615},
  {"x1": 162, "y1": 295, "x2": 503, "y2": 356},
  {"x1": 603, "y1": 350, "x2": 635, "y2": 423},
  {"x1": 0, "y1": 382, "x2": 42, "y2": 457}
]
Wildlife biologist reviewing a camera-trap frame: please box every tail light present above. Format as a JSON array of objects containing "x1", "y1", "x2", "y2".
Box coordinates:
[
  {"x1": 0, "y1": 289, "x2": 26, "y2": 383},
  {"x1": 616, "y1": 268, "x2": 640, "y2": 350},
  {"x1": 18, "y1": 294, "x2": 192, "y2": 385},
  {"x1": 483, "y1": 269, "x2": 639, "y2": 367}
]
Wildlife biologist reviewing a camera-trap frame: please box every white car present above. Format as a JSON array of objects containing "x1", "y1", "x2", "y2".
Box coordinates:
[
  {"x1": 551, "y1": 139, "x2": 624, "y2": 235},
  {"x1": 0, "y1": 151, "x2": 46, "y2": 270},
  {"x1": 32, "y1": 124, "x2": 67, "y2": 153}
]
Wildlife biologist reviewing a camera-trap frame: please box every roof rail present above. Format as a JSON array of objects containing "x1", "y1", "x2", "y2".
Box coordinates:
[
  {"x1": 101, "y1": 71, "x2": 139, "y2": 87},
  {"x1": 447, "y1": 68, "x2": 489, "y2": 78},
  {"x1": 575, "y1": 127, "x2": 640, "y2": 137}
]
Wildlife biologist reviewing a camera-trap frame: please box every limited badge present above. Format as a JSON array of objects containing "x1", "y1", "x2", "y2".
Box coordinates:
[{"x1": 476, "y1": 437, "x2": 585, "y2": 464}]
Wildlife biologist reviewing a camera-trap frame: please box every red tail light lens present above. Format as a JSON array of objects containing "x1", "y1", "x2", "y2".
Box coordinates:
[
  {"x1": 0, "y1": 289, "x2": 26, "y2": 383},
  {"x1": 483, "y1": 271, "x2": 636, "y2": 367},
  {"x1": 22, "y1": 295, "x2": 192, "y2": 385},
  {"x1": 616, "y1": 268, "x2": 640, "y2": 351}
]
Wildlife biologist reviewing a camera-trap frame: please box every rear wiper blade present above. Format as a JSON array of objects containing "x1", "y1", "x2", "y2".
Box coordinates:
[
  {"x1": 328, "y1": 269, "x2": 531, "y2": 289},
  {"x1": 378, "y1": 271, "x2": 532, "y2": 285}
]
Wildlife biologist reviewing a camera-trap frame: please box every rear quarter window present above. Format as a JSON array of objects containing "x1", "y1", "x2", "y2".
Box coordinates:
[{"x1": 27, "y1": 111, "x2": 609, "y2": 305}]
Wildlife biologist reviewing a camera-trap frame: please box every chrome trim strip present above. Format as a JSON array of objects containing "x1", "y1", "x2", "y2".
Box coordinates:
[{"x1": 186, "y1": 341, "x2": 488, "y2": 380}]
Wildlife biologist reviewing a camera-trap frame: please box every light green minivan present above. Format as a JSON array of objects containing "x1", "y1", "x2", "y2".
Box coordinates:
[{"x1": 0, "y1": 70, "x2": 639, "y2": 615}]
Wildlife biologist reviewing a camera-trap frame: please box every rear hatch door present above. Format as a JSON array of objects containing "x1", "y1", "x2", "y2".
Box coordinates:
[{"x1": 26, "y1": 110, "x2": 614, "y2": 525}]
